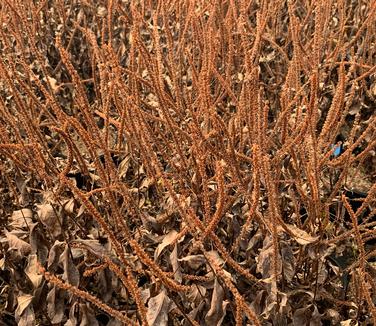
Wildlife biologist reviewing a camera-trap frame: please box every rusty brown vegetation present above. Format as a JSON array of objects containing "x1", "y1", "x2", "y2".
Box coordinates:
[{"x1": 0, "y1": 0, "x2": 375, "y2": 325}]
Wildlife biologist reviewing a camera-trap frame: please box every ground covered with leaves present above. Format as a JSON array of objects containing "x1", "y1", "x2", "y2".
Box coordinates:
[{"x1": 0, "y1": 1, "x2": 375, "y2": 325}]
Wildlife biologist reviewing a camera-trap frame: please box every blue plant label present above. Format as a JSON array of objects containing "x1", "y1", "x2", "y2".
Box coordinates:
[{"x1": 331, "y1": 143, "x2": 342, "y2": 157}]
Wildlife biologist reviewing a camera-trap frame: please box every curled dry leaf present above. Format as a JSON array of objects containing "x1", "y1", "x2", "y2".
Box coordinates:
[
  {"x1": 170, "y1": 243, "x2": 182, "y2": 283},
  {"x1": 15, "y1": 293, "x2": 35, "y2": 326},
  {"x1": 147, "y1": 290, "x2": 174, "y2": 326},
  {"x1": 178, "y1": 255, "x2": 206, "y2": 270},
  {"x1": 60, "y1": 244, "x2": 80, "y2": 287},
  {"x1": 205, "y1": 278, "x2": 226, "y2": 326},
  {"x1": 118, "y1": 155, "x2": 131, "y2": 178},
  {"x1": 72, "y1": 239, "x2": 110, "y2": 258},
  {"x1": 10, "y1": 208, "x2": 33, "y2": 229},
  {"x1": 5, "y1": 230, "x2": 32, "y2": 256},
  {"x1": 25, "y1": 254, "x2": 43, "y2": 288},
  {"x1": 47, "y1": 240, "x2": 65, "y2": 271},
  {"x1": 251, "y1": 290, "x2": 267, "y2": 315},
  {"x1": 15, "y1": 293, "x2": 33, "y2": 316},
  {"x1": 340, "y1": 320, "x2": 358, "y2": 326},
  {"x1": 280, "y1": 241, "x2": 295, "y2": 283},
  {"x1": 80, "y1": 302, "x2": 100, "y2": 326},
  {"x1": 97, "y1": 268, "x2": 114, "y2": 303},
  {"x1": 186, "y1": 284, "x2": 207, "y2": 305},
  {"x1": 29, "y1": 222, "x2": 49, "y2": 264},
  {"x1": 64, "y1": 302, "x2": 79, "y2": 326},
  {"x1": 286, "y1": 224, "x2": 319, "y2": 245},
  {"x1": 36, "y1": 203, "x2": 62, "y2": 238},
  {"x1": 47, "y1": 286, "x2": 66, "y2": 324},
  {"x1": 292, "y1": 304, "x2": 322, "y2": 326},
  {"x1": 205, "y1": 250, "x2": 224, "y2": 267},
  {"x1": 257, "y1": 235, "x2": 281, "y2": 279},
  {"x1": 154, "y1": 230, "x2": 178, "y2": 260},
  {"x1": 46, "y1": 76, "x2": 58, "y2": 93},
  {"x1": 63, "y1": 198, "x2": 75, "y2": 214},
  {"x1": 17, "y1": 306, "x2": 35, "y2": 326},
  {"x1": 15, "y1": 298, "x2": 35, "y2": 326}
]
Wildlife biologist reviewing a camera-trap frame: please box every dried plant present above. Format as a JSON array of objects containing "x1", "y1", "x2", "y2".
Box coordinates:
[{"x1": 0, "y1": 0, "x2": 375, "y2": 325}]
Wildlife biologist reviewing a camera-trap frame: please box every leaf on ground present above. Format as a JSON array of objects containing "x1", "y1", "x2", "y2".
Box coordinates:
[
  {"x1": 15, "y1": 294, "x2": 33, "y2": 317},
  {"x1": 17, "y1": 304, "x2": 35, "y2": 326},
  {"x1": 25, "y1": 254, "x2": 43, "y2": 288},
  {"x1": 118, "y1": 155, "x2": 131, "y2": 178},
  {"x1": 5, "y1": 230, "x2": 32, "y2": 255},
  {"x1": 178, "y1": 255, "x2": 206, "y2": 270},
  {"x1": 73, "y1": 239, "x2": 111, "y2": 258},
  {"x1": 36, "y1": 203, "x2": 62, "y2": 238},
  {"x1": 10, "y1": 209, "x2": 33, "y2": 229},
  {"x1": 47, "y1": 286, "x2": 66, "y2": 324},
  {"x1": 205, "y1": 278, "x2": 226, "y2": 325},
  {"x1": 80, "y1": 302, "x2": 100, "y2": 326},
  {"x1": 257, "y1": 235, "x2": 281, "y2": 279},
  {"x1": 64, "y1": 302, "x2": 79, "y2": 326},
  {"x1": 29, "y1": 222, "x2": 49, "y2": 264},
  {"x1": 63, "y1": 198, "x2": 75, "y2": 214},
  {"x1": 170, "y1": 243, "x2": 182, "y2": 283},
  {"x1": 97, "y1": 268, "x2": 113, "y2": 303},
  {"x1": 292, "y1": 304, "x2": 322, "y2": 326},
  {"x1": 206, "y1": 250, "x2": 224, "y2": 267},
  {"x1": 340, "y1": 320, "x2": 358, "y2": 326},
  {"x1": 186, "y1": 285, "x2": 207, "y2": 305},
  {"x1": 280, "y1": 241, "x2": 295, "y2": 282},
  {"x1": 60, "y1": 244, "x2": 80, "y2": 287},
  {"x1": 46, "y1": 76, "x2": 58, "y2": 93},
  {"x1": 251, "y1": 290, "x2": 267, "y2": 315},
  {"x1": 187, "y1": 301, "x2": 206, "y2": 326},
  {"x1": 147, "y1": 290, "x2": 173, "y2": 326},
  {"x1": 155, "y1": 230, "x2": 178, "y2": 260},
  {"x1": 47, "y1": 240, "x2": 65, "y2": 271},
  {"x1": 286, "y1": 224, "x2": 319, "y2": 245}
]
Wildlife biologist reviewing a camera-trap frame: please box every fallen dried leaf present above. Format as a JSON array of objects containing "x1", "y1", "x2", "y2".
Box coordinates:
[
  {"x1": 205, "y1": 278, "x2": 226, "y2": 325},
  {"x1": 15, "y1": 294, "x2": 33, "y2": 317},
  {"x1": 25, "y1": 254, "x2": 43, "y2": 288},
  {"x1": 36, "y1": 203, "x2": 62, "y2": 238},
  {"x1": 147, "y1": 290, "x2": 173, "y2": 326},
  {"x1": 5, "y1": 231, "x2": 32, "y2": 255},
  {"x1": 286, "y1": 224, "x2": 319, "y2": 245},
  {"x1": 10, "y1": 209, "x2": 33, "y2": 229}
]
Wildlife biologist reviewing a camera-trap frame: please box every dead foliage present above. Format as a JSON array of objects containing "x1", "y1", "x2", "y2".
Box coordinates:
[{"x1": 0, "y1": 0, "x2": 375, "y2": 325}]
